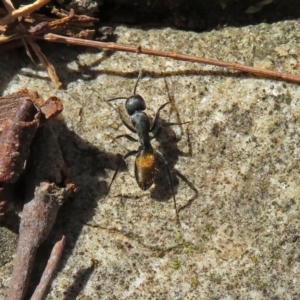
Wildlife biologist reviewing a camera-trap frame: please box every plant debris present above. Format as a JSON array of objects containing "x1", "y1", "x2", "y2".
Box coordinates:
[
  {"x1": 0, "y1": 0, "x2": 100, "y2": 87},
  {"x1": 0, "y1": 89, "x2": 76, "y2": 299}
]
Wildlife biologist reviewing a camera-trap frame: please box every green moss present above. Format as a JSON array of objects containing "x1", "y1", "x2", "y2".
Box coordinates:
[
  {"x1": 209, "y1": 273, "x2": 222, "y2": 284},
  {"x1": 172, "y1": 259, "x2": 181, "y2": 270},
  {"x1": 204, "y1": 222, "x2": 215, "y2": 235},
  {"x1": 250, "y1": 276, "x2": 267, "y2": 288},
  {"x1": 191, "y1": 278, "x2": 199, "y2": 287},
  {"x1": 175, "y1": 234, "x2": 203, "y2": 254}
]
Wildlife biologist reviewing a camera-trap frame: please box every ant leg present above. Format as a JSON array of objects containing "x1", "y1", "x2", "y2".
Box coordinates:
[
  {"x1": 151, "y1": 126, "x2": 163, "y2": 140},
  {"x1": 151, "y1": 121, "x2": 191, "y2": 140},
  {"x1": 154, "y1": 150, "x2": 180, "y2": 223},
  {"x1": 115, "y1": 134, "x2": 138, "y2": 143},
  {"x1": 104, "y1": 98, "x2": 136, "y2": 133},
  {"x1": 107, "y1": 150, "x2": 139, "y2": 194},
  {"x1": 118, "y1": 106, "x2": 136, "y2": 133},
  {"x1": 172, "y1": 169, "x2": 198, "y2": 212},
  {"x1": 150, "y1": 102, "x2": 190, "y2": 139},
  {"x1": 150, "y1": 102, "x2": 171, "y2": 132}
]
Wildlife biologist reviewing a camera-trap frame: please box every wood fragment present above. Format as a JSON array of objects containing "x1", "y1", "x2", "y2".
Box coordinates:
[
  {"x1": 0, "y1": 90, "x2": 62, "y2": 181},
  {"x1": 1, "y1": 0, "x2": 15, "y2": 14},
  {"x1": 0, "y1": 0, "x2": 77, "y2": 87},
  {"x1": 0, "y1": 33, "x2": 24, "y2": 43},
  {"x1": 40, "y1": 96, "x2": 64, "y2": 120},
  {"x1": 0, "y1": 1, "x2": 99, "y2": 86}
]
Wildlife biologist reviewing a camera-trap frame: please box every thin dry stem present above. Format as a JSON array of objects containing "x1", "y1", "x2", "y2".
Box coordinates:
[
  {"x1": 22, "y1": 37, "x2": 36, "y2": 63},
  {"x1": 29, "y1": 11, "x2": 74, "y2": 35},
  {"x1": 30, "y1": 236, "x2": 66, "y2": 300},
  {"x1": 44, "y1": 33, "x2": 300, "y2": 85},
  {"x1": 1, "y1": 0, "x2": 14, "y2": 14},
  {"x1": 0, "y1": 0, "x2": 50, "y2": 25},
  {"x1": 0, "y1": 33, "x2": 24, "y2": 42},
  {"x1": 27, "y1": 38, "x2": 62, "y2": 88}
]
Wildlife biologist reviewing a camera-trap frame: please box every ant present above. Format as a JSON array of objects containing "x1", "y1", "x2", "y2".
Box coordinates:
[{"x1": 105, "y1": 72, "x2": 187, "y2": 222}]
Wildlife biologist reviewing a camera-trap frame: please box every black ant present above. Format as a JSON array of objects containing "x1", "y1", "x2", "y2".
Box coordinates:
[{"x1": 105, "y1": 72, "x2": 186, "y2": 222}]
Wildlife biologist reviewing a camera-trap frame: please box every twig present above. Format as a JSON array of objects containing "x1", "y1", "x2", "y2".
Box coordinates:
[
  {"x1": 1, "y1": 0, "x2": 14, "y2": 14},
  {"x1": 27, "y1": 38, "x2": 62, "y2": 87},
  {"x1": 0, "y1": 0, "x2": 50, "y2": 25},
  {"x1": 29, "y1": 11, "x2": 73, "y2": 35},
  {"x1": 0, "y1": 33, "x2": 25, "y2": 43},
  {"x1": 43, "y1": 33, "x2": 300, "y2": 85},
  {"x1": 30, "y1": 236, "x2": 66, "y2": 300}
]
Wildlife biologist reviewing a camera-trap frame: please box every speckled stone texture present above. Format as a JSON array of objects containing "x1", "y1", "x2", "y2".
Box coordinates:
[{"x1": 0, "y1": 21, "x2": 300, "y2": 299}]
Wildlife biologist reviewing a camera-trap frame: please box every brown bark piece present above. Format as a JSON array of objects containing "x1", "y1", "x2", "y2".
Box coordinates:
[
  {"x1": 0, "y1": 92, "x2": 41, "y2": 183},
  {"x1": 0, "y1": 89, "x2": 63, "y2": 216},
  {"x1": 40, "y1": 96, "x2": 63, "y2": 120}
]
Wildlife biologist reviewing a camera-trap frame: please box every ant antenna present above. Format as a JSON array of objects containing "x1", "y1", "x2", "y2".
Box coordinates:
[
  {"x1": 105, "y1": 96, "x2": 127, "y2": 103},
  {"x1": 105, "y1": 69, "x2": 142, "y2": 103},
  {"x1": 133, "y1": 69, "x2": 142, "y2": 95},
  {"x1": 133, "y1": 47, "x2": 143, "y2": 95},
  {"x1": 106, "y1": 49, "x2": 142, "y2": 102}
]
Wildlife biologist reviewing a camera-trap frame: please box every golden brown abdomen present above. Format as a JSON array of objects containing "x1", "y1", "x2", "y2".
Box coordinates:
[{"x1": 135, "y1": 150, "x2": 157, "y2": 190}]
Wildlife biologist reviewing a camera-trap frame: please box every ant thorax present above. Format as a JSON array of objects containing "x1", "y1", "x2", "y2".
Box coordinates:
[{"x1": 131, "y1": 111, "x2": 152, "y2": 150}]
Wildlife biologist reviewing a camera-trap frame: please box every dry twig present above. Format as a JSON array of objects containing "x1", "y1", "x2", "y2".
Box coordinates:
[
  {"x1": 30, "y1": 235, "x2": 66, "y2": 300},
  {"x1": 27, "y1": 38, "x2": 62, "y2": 87},
  {"x1": 0, "y1": 0, "x2": 50, "y2": 25},
  {"x1": 43, "y1": 33, "x2": 300, "y2": 85}
]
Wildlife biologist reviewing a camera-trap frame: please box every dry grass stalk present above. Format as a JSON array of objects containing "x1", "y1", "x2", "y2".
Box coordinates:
[
  {"x1": 0, "y1": 0, "x2": 50, "y2": 25},
  {"x1": 44, "y1": 33, "x2": 300, "y2": 85}
]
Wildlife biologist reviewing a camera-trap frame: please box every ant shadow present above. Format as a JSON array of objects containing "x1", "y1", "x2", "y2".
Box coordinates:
[
  {"x1": 150, "y1": 79, "x2": 198, "y2": 213},
  {"x1": 151, "y1": 118, "x2": 197, "y2": 209}
]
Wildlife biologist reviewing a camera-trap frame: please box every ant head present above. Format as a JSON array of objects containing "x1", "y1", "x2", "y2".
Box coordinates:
[{"x1": 125, "y1": 95, "x2": 146, "y2": 115}]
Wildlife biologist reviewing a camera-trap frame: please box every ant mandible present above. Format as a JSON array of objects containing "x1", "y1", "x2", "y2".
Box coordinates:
[{"x1": 105, "y1": 72, "x2": 184, "y2": 222}]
